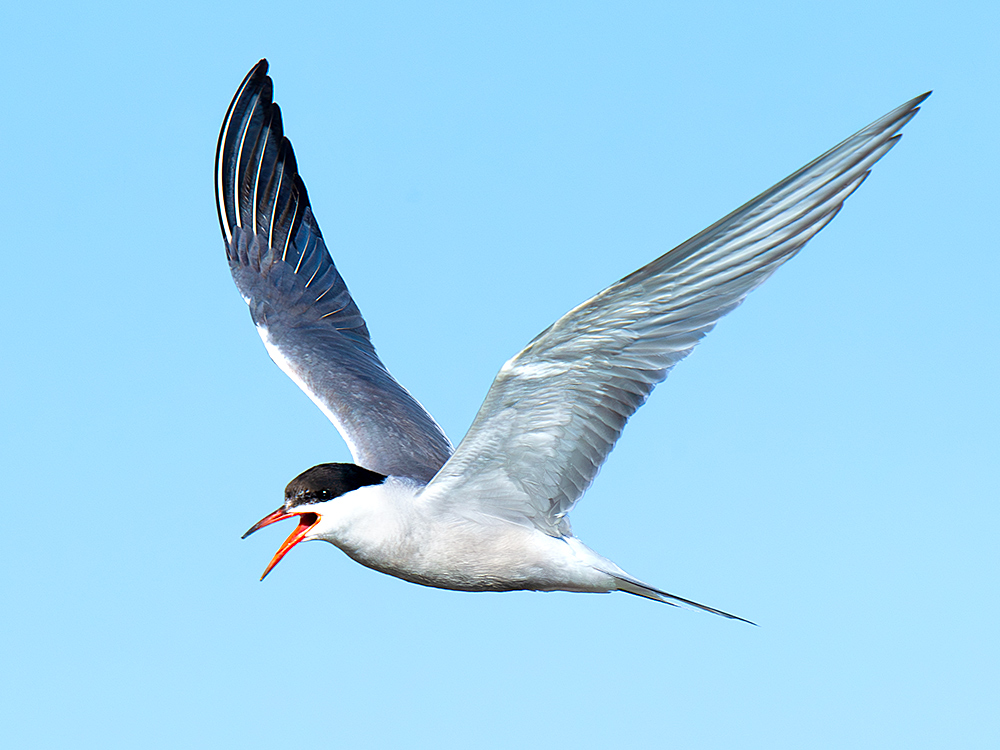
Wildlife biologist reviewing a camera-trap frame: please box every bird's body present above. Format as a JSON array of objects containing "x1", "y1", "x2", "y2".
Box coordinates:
[
  {"x1": 217, "y1": 60, "x2": 927, "y2": 622},
  {"x1": 325, "y1": 478, "x2": 616, "y2": 595}
]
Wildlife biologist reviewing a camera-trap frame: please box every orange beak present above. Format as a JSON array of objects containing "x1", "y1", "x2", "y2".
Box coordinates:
[{"x1": 242, "y1": 508, "x2": 322, "y2": 580}]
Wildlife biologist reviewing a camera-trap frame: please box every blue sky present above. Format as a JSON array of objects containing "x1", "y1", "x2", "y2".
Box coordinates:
[{"x1": 2, "y1": 2, "x2": 997, "y2": 748}]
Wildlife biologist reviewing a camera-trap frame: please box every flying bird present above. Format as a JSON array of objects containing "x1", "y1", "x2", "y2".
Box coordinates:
[{"x1": 216, "y1": 59, "x2": 926, "y2": 622}]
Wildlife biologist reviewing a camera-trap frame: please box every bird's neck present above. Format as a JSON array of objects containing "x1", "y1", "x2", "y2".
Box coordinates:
[{"x1": 317, "y1": 476, "x2": 424, "y2": 564}]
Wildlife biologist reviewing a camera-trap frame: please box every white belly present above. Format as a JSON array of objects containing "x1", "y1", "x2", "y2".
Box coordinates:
[
  {"x1": 336, "y1": 514, "x2": 617, "y2": 593},
  {"x1": 313, "y1": 477, "x2": 621, "y2": 594}
]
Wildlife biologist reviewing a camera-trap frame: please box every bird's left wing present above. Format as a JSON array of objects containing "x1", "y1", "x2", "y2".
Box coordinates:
[
  {"x1": 216, "y1": 60, "x2": 452, "y2": 482},
  {"x1": 420, "y1": 93, "x2": 928, "y2": 535}
]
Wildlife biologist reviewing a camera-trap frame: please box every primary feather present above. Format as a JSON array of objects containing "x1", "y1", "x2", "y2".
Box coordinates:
[{"x1": 215, "y1": 60, "x2": 453, "y2": 483}]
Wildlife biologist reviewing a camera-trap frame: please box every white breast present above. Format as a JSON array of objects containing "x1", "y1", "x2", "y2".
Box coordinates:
[{"x1": 316, "y1": 477, "x2": 618, "y2": 594}]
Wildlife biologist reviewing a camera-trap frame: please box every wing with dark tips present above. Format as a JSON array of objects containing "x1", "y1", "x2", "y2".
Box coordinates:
[{"x1": 215, "y1": 60, "x2": 452, "y2": 483}]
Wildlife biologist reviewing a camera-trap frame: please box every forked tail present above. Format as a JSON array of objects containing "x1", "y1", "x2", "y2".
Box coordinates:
[{"x1": 612, "y1": 574, "x2": 756, "y2": 625}]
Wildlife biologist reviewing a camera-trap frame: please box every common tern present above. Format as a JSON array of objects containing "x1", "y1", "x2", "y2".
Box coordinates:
[{"x1": 217, "y1": 60, "x2": 927, "y2": 621}]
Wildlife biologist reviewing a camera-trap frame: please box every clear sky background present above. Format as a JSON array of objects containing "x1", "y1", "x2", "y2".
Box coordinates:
[{"x1": 2, "y1": 2, "x2": 997, "y2": 748}]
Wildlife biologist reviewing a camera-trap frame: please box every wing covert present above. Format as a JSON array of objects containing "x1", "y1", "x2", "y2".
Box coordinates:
[
  {"x1": 216, "y1": 60, "x2": 452, "y2": 482},
  {"x1": 421, "y1": 92, "x2": 929, "y2": 535}
]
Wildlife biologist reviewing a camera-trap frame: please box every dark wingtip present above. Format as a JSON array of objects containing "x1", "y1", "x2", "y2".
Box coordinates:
[
  {"x1": 216, "y1": 59, "x2": 275, "y2": 243},
  {"x1": 899, "y1": 91, "x2": 931, "y2": 118}
]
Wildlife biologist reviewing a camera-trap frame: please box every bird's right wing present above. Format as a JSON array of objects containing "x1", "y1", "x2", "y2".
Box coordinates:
[
  {"x1": 421, "y1": 93, "x2": 929, "y2": 535},
  {"x1": 216, "y1": 60, "x2": 452, "y2": 483}
]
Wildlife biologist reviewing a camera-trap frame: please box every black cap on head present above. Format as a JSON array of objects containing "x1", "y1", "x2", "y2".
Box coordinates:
[{"x1": 284, "y1": 463, "x2": 387, "y2": 509}]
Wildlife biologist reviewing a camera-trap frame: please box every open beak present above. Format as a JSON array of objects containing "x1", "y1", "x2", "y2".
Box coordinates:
[{"x1": 242, "y1": 508, "x2": 322, "y2": 581}]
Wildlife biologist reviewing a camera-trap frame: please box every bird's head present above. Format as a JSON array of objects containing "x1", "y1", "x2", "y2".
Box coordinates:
[{"x1": 242, "y1": 463, "x2": 387, "y2": 579}]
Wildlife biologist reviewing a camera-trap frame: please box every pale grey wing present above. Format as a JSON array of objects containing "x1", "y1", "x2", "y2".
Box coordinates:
[
  {"x1": 216, "y1": 60, "x2": 452, "y2": 482},
  {"x1": 422, "y1": 92, "x2": 929, "y2": 535}
]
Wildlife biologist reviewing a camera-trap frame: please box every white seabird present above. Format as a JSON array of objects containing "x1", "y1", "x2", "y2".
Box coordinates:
[{"x1": 217, "y1": 59, "x2": 927, "y2": 622}]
